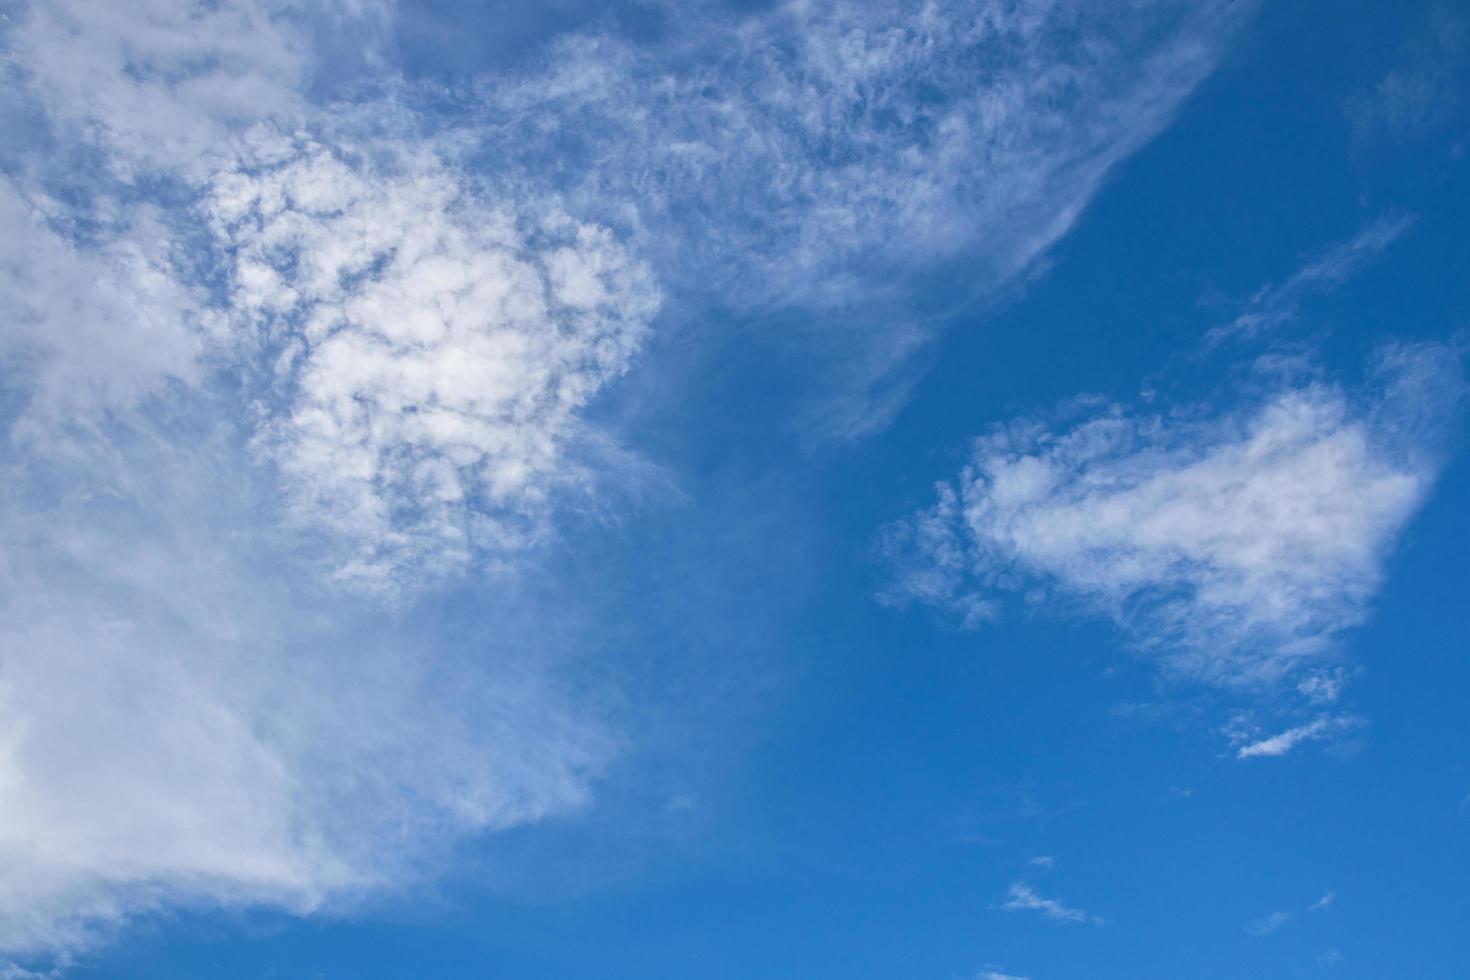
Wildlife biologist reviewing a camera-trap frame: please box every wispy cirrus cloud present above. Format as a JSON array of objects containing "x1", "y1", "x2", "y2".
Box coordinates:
[
  {"x1": 0, "y1": 0, "x2": 630, "y2": 962},
  {"x1": 1234, "y1": 716, "x2": 1361, "y2": 759},
  {"x1": 1247, "y1": 909, "x2": 1293, "y2": 936},
  {"x1": 1246, "y1": 889, "x2": 1336, "y2": 936},
  {"x1": 480, "y1": 0, "x2": 1251, "y2": 305},
  {"x1": 1207, "y1": 214, "x2": 1415, "y2": 346},
  {"x1": 1347, "y1": 5, "x2": 1469, "y2": 145},
  {"x1": 470, "y1": 0, "x2": 1254, "y2": 438},
  {"x1": 995, "y1": 881, "x2": 1103, "y2": 925}
]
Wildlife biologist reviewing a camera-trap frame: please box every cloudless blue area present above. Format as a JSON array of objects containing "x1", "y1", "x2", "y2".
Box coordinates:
[{"x1": 69, "y1": 1, "x2": 1469, "y2": 977}]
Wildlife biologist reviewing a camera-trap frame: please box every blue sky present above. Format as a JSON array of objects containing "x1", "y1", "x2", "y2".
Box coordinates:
[{"x1": 0, "y1": 1, "x2": 1467, "y2": 978}]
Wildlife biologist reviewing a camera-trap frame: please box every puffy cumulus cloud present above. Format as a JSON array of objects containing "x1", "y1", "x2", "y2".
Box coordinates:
[
  {"x1": 480, "y1": 0, "x2": 1251, "y2": 311},
  {"x1": 0, "y1": 416, "x2": 612, "y2": 959},
  {"x1": 881, "y1": 344, "x2": 1465, "y2": 687},
  {"x1": 208, "y1": 135, "x2": 660, "y2": 591}
]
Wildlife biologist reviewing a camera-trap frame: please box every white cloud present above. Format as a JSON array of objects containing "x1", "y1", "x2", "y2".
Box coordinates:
[
  {"x1": 1208, "y1": 215, "x2": 1414, "y2": 345},
  {"x1": 0, "y1": 0, "x2": 1257, "y2": 966},
  {"x1": 1245, "y1": 890, "x2": 1335, "y2": 937},
  {"x1": 1235, "y1": 717, "x2": 1358, "y2": 759},
  {"x1": 0, "y1": 0, "x2": 636, "y2": 963},
  {"x1": 208, "y1": 134, "x2": 660, "y2": 591},
  {"x1": 1296, "y1": 670, "x2": 1349, "y2": 705},
  {"x1": 474, "y1": 0, "x2": 1252, "y2": 436},
  {"x1": 995, "y1": 881, "x2": 1101, "y2": 925},
  {"x1": 0, "y1": 415, "x2": 614, "y2": 959},
  {"x1": 882, "y1": 344, "x2": 1464, "y2": 687},
  {"x1": 485, "y1": 0, "x2": 1249, "y2": 303},
  {"x1": 1247, "y1": 910, "x2": 1292, "y2": 936},
  {"x1": 4, "y1": 0, "x2": 389, "y2": 178},
  {"x1": 0, "y1": 181, "x2": 214, "y2": 427},
  {"x1": 979, "y1": 970, "x2": 1031, "y2": 980}
]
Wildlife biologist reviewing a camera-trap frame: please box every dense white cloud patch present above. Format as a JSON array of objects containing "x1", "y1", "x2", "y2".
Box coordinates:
[
  {"x1": 208, "y1": 136, "x2": 660, "y2": 590},
  {"x1": 882, "y1": 344, "x2": 1465, "y2": 686},
  {"x1": 0, "y1": 419, "x2": 612, "y2": 957}
]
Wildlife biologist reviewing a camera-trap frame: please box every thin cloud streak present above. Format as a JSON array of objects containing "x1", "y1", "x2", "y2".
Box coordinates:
[
  {"x1": 1236, "y1": 718, "x2": 1357, "y2": 759},
  {"x1": 1207, "y1": 214, "x2": 1415, "y2": 347},
  {"x1": 995, "y1": 881, "x2": 1102, "y2": 925}
]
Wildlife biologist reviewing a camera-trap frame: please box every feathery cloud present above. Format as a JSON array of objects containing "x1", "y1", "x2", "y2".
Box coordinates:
[
  {"x1": 996, "y1": 881, "x2": 1102, "y2": 925},
  {"x1": 1247, "y1": 910, "x2": 1292, "y2": 936},
  {"x1": 1236, "y1": 718, "x2": 1359, "y2": 759}
]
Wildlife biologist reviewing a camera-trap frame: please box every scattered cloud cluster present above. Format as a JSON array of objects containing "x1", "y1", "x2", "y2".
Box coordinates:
[
  {"x1": 882, "y1": 343, "x2": 1464, "y2": 688},
  {"x1": 209, "y1": 135, "x2": 660, "y2": 590}
]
